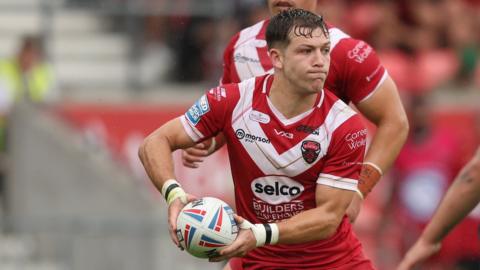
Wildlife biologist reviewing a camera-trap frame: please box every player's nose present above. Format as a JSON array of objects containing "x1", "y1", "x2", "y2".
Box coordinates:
[{"x1": 312, "y1": 49, "x2": 327, "y2": 67}]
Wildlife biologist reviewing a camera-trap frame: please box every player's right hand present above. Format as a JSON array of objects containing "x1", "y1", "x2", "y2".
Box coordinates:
[
  {"x1": 181, "y1": 143, "x2": 211, "y2": 168},
  {"x1": 396, "y1": 238, "x2": 441, "y2": 270},
  {"x1": 168, "y1": 193, "x2": 197, "y2": 249}
]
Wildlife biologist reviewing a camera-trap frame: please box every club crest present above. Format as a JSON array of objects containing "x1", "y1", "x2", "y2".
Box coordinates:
[{"x1": 301, "y1": 140, "x2": 321, "y2": 164}]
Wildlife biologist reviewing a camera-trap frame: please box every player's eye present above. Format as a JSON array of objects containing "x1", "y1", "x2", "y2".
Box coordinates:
[
  {"x1": 322, "y1": 48, "x2": 330, "y2": 55},
  {"x1": 299, "y1": 48, "x2": 312, "y2": 54}
]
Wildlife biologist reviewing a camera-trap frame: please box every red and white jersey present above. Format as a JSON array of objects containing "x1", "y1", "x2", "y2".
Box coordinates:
[
  {"x1": 180, "y1": 74, "x2": 373, "y2": 269},
  {"x1": 221, "y1": 20, "x2": 388, "y2": 104}
]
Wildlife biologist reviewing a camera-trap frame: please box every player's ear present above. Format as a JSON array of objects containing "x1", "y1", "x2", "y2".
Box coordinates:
[{"x1": 269, "y1": 48, "x2": 283, "y2": 69}]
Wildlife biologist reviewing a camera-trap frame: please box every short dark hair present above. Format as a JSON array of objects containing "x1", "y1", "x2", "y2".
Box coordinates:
[{"x1": 266, "y1": 9, "x2": 328, "y2": 49}]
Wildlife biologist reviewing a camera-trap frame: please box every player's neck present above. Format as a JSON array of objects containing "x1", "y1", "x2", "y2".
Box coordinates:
[{"x1": 269, "y1": 75, "x2": 318, "y2": 119}]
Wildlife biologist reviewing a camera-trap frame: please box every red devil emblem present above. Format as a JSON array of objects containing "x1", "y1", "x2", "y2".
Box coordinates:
[{"x1": 301, "y1": 140, "x2": 321, "y2": 164}]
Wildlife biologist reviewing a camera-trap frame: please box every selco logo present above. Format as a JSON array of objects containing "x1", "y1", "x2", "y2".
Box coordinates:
[
  {"x1": 251, "y1": 176, "x2": 304, "y2": 205},
  {"x1": 235, "y1": 129, "x2": 270, "y2": 144}
]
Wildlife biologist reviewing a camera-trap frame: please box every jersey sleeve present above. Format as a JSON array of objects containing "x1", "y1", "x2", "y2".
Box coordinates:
[
  {"x1": 180, "y1": 85, "x2": 236, "y2": 142},
  {"x1": 220, "y1": 33, "x2": 240, "y2": 85},
  {"x1": 317, "y1": 114, "x2": 367, "y2": 192},
  {"x1": 332, "y1": 38, "x2": 388, "y2": 104}
]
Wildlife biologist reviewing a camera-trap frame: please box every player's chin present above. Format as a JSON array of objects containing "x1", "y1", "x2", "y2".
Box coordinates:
[{"x1": 310, "y1": 78, "x2": 325, "y2": 90}]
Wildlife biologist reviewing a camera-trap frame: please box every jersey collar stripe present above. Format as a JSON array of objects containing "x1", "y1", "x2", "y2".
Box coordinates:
[
  {"x1": 261, "y1": 74, "x2": 272, "y2": 94},
  {"x1": 267, "y1": 97, "x2": 315, "y2": 126},
  {"x1": 180, "y1": 115, "x2": 204, "y2": 142},
  {"x1": 317, "y1": 89, "x2": 325, "y2": 108}
]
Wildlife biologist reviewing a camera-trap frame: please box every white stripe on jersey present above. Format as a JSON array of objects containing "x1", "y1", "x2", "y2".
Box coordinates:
[
  {"x1": 328, "y1": 27, "x2": 350, "y2": 51},
  {"x1": 236, "y1": 20, "x2": 265, "y2": 48},
  {"x1": 358, "y1": 70, "x2": 389, "y2": 103},
  {"x1": 232, "y1": 78, "x2": 356, "y2": 177},
  {"x1": 234, "y1": 21, "x2": 271, "y2": 81},
  {"x1": 180, "y1": 115, "x2": 204, "y2": 142},
  {"x1": 317, "y1": 173, "x2": 358, "y2": 191}
]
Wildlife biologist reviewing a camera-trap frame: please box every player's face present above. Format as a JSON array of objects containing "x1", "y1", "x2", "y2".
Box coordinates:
[
  {"x1": 267, "y1": 0, "x2": 318, "y2": 15},
  {"x1": 280, "y1": 27, "x2": 330, "y2": 94}
]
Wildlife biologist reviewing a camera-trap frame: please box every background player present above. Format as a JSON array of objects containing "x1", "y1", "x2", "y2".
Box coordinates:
[
  {"x1": 396, "y1": 148, "x2": 480, "y2": 270},
  {"x1": 140, "y1": 9, "x2": 375, "y2": 269},
  {"x1": 182, "y1": 0, "x2": 409, "y2": 222}
]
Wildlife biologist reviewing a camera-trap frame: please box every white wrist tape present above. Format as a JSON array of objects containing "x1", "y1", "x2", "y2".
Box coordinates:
[
  {"x1": 161, "y1": 179, "x2": 187, "y2": 206},
  {"x1": 239, "y1": 219, "x2": 279, "y2": 247}
]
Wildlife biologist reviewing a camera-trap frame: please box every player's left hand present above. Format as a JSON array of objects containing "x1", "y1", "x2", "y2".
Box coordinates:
[
  {"x1": 396, "y1": 238, "x2": 441, "y2": 270},
  {"x1": 209, "y1": 215, "x2": 257, "y2": 262},
  {"x1": 345, "y1": 192, "x2": 363, "y2": 223},
  {"x1": 168, "y1": 193, "x2": 198, "y2": 249}
]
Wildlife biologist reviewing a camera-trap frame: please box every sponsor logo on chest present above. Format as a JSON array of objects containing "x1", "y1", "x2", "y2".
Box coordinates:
[
  {"x1": 348, "y1": 41, "x2": 372, "y2": 64},
  {"x1": 251, "y1": 176, "x2": 304, "y2": 204},
  {"x1": 345, "y1": 128, "x2": 367, "y2": 150},
  {"x1": 235, "y1": 129, "x2": 270, "y2": 144},
  {"x1": 249, "y1": 110, "x2": 270, "y2": 124},
  {"x1": 296, "y1": 125, "x2": 320, "y2": 135},
  {"x1": 274, "y1": 129, "x2": 293, "y2": 139}
]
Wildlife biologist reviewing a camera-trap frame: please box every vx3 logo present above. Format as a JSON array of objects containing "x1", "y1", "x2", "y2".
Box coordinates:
[{"x1": 274, "y1": 129, "x2": 293, "y2": 139}]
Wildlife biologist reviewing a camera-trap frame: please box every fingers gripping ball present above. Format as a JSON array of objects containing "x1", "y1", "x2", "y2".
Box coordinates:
[{"x1": 176, "y1": 197, "x2": 238, "y2": 258}]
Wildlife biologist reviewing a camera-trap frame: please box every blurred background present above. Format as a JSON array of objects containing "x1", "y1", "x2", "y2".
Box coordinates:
[{"x1": 0, "y1": 0, "x2": 478, "y2": 269}]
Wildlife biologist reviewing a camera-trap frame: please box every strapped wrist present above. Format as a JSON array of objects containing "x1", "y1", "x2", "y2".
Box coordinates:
[
  {"x1": 239, "y1": 219, "x2": 279, "y2": 247},
  {"x1": 364, "y1": 162, "x2": 383, "y2": 176},
  {"x1": 161, "y1": 179, "x2": 187, "y2": 206},
  {"x1": 357, "y1": 162, "x2": 383, "y2": 198}
]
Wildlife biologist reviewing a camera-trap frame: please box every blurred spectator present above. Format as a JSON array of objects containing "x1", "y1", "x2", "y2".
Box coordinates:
[
  {"x1": 0, "y1": 35, "x2": 57, "y2": 203},
  {"x1": 170, "y1": 17, "x2": 218, "y2": 83},
  {"x1": 379, "y1": 93, "x2": 479, "y2": 269},
  {"x1": 0, "y1": 35, "x2": 57, "y2": 113},
  {"x1": 136, "y1": 15, "x2": 173, "y2": 86}
]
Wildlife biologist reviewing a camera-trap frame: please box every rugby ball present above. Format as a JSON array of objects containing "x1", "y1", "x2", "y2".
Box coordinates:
[{"x1": 176, "y1": 197, "x2": 238, "y2": 258}]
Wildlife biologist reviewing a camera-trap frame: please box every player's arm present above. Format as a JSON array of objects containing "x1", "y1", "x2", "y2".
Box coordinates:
[
  {"x1": 139, "y1": 118, "x2": 195, "y2": 192},
  {"x1": 138, "y1": 118, "x2": 198, "y2": 246},
  {"x1": 356, "y1": 76, "x2": 409, "y2": 196},
  {"x1": 397, "y1": 148, "x2": 480, "y2": 270},
  {"x1": 345, "y1": 76, "x2": 409, "y2": 222},
  {"x1": 334, "y1": 38, "x2": 409, "y2": 207},
  {"x1": 277, "y1": 184, "x2": 354, "y2": 243}
]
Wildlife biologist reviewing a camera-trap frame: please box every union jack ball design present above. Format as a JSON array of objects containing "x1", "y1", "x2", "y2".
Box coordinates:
[{"x1": 176, "y1": 197, "x2": 238, "y2": 258}]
